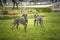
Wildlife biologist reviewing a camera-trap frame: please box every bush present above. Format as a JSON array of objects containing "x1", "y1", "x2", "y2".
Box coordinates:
[
  {"x1": 34, "y1": 8, "x2": 52, "y2": 13},
  {"x1": 3, "y1": 10, "x2": 9, "y2": 15},
  {"x1": 0, "y1": 16, "x2": 20, "y2": 20}
]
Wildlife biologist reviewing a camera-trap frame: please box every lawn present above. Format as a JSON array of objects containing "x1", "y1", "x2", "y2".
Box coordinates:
[{"x1": 0, "y1": 12, "x2": 60, "y2": 40}]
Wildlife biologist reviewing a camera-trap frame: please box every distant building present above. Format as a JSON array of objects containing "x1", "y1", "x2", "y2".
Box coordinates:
[
  {"x1": 51, "y1": 2, "x2": 60, "y2": 11},
  {"x1": 6, "y1": 0, "x2": 60, "y2": 2},
  {"x1": 4, "y1": 0, "x2": 60, "y2": 6},
  {"x1": 50, "y1": 0, "x2": 60, "y2": 3}
]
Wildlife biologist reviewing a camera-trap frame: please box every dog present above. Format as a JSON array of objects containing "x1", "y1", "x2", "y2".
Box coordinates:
[
  {"x1": 34, "y1": 14, "x2": 43, "y2": 28},
  {"x1": 12, "y1": 14, "x2": 28, "y2": 32}
]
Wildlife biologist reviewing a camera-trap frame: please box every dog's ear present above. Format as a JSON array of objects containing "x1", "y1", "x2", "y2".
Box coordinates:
[
  {"x1": 22, "y1": 14, "x2": 27, "y2": 17},
  {"x1": 22, "y1": 14, "x2": 24, "y2": 17},
  {"x1": 37, "y1": 14, "x2": 39, "y2": 17}
]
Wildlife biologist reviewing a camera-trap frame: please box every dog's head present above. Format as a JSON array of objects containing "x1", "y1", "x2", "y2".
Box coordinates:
[
  {"x1": 34, "y1": 14, "x2": 39, "y2": 18},
  {"x1": 22, "y1": 14, "x2": 28, "y2": 20},
  {"x1": 22, "y1": 14, "x2": 27, "y2": 17}
]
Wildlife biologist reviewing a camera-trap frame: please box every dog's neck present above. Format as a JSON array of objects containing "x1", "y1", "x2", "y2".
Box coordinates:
[
  {"x1": 24, "y1": 17, "x2": 28, "y2": 20},
  {"x1": 22, "y1": 14, "x2": 28, "y2": 21}
]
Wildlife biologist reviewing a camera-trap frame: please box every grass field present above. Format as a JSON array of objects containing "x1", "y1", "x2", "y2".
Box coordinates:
[{"x1": 0, "y1": 12, "x2": 60, "y2": 40}]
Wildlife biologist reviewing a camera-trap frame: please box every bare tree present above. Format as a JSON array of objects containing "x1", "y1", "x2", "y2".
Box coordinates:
[
  {"x1": 0, "y1": 0, "x2": 7, "y2": 12},
  {"x1": 12, "y1": 0, "x2": 19, "y2": 9},
  {"x1": 0, "y1": 0, "x2": 5, "y2": 12}
]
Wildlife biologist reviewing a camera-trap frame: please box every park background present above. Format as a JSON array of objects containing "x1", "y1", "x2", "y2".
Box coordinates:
[{"x1": 0, "y1": 0, "x2": 60, "y2": 40}]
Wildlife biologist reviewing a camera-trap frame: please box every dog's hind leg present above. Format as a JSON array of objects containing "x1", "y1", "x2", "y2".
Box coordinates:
[
  {"x1": 34, "y1": 20, "x2": 36, "y2": 28},
  {"x1": 39, "y1": 19, "x2": 43, "y2": 27},
  {"x1": 16, "y1": 23, "x2": 19, "y2": 30}
]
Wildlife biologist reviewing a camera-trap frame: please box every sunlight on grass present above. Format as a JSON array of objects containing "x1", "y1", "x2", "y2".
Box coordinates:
[{"x1": 0, "y1": 12, "x2": 60, "y2": 40}]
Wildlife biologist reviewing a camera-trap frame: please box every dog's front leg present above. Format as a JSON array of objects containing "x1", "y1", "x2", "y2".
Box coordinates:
[
  {"x1": 24, "y1": 24, "x2": 27, "y2": 32},
  {"x1": 37, "y1": 22, "x2": 38, "y2": 28},
  {"x1": 12, "y1": 23, "x2": 16, "y2": 30}
]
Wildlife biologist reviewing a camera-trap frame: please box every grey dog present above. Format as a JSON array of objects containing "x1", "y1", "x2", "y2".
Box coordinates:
[
  {"x1": 34, "y1": 14, "x2": 43, "y2": 28},
  {"x1": 12, "y1": 14, "x2": 28, "y2": 32}
]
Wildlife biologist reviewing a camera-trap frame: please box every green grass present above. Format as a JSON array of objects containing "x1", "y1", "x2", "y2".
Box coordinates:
[{"x1": 0, "y1": 12, "x2": 60, "y2": 40}]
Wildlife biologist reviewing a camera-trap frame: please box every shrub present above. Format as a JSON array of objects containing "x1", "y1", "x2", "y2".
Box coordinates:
[
  {"x1": 3, "y1": 10, "x2": 9, "y2": 15},
  {"x1": 34, "y1": 8, "x2": 52, "y2": 13},
  {"x1": 0, "y1": 16, "x2": 20, "y2": 20}
]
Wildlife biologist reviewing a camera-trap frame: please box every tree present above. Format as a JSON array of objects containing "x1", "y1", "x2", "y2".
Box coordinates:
[
  {"x1": 0, "y1": 0, "x2": 5, "y2": 12},
  {"x1": 12, "y1": 0, "x2": 19, "y2": 9},
  {"x1": 19, "y1": 0, "x2": 23, "y2": 2},
  {"x1": 3, "y1": 0, "x2": 7, "y2": 5}
]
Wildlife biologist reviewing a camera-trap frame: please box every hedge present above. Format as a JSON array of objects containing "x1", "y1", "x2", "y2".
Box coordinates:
[{"x1": 34, "y1": 8, "x2": 52, "y2": 13}]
